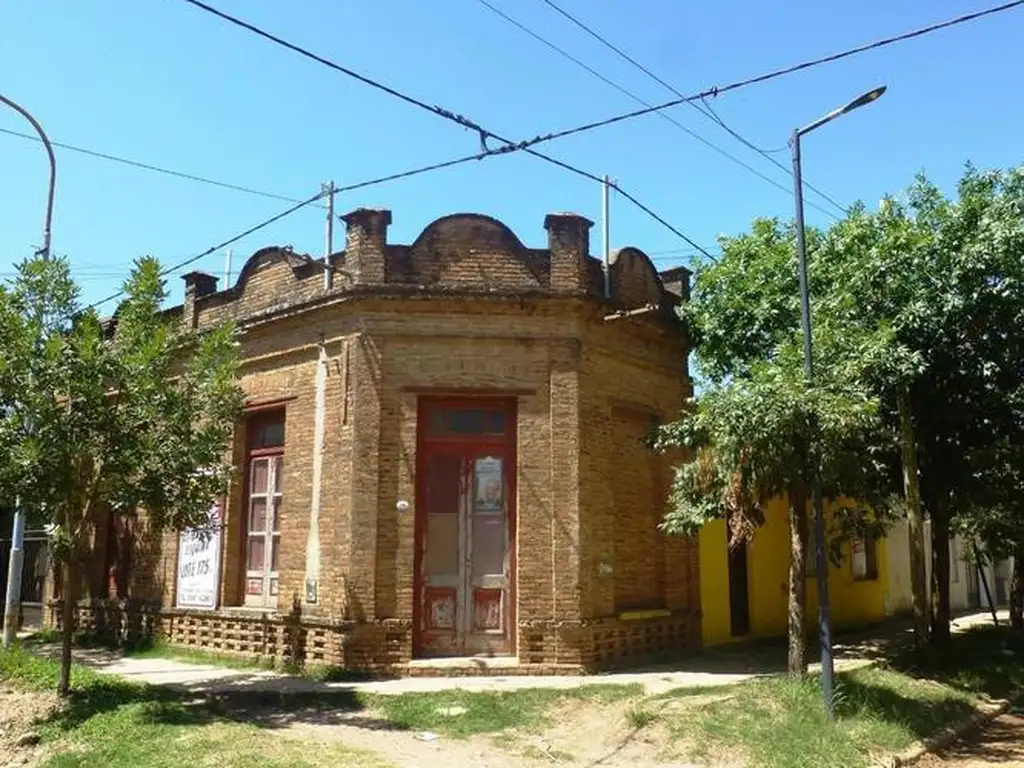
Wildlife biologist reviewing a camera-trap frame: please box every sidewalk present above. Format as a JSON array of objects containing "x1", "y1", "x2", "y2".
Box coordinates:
[{"x1": 33, "y1": 610, "x2": 1006, "y2": 699}]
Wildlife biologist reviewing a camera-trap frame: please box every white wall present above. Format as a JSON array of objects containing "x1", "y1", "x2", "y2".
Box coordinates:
[{"x1": 884, "y1": 518, "x2": 1014, "y2": 617}]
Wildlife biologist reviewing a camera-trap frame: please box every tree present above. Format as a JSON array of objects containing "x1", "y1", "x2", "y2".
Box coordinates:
[
  {"x1": 656, "y1": 358, "x2": 886, "y2": 676},
  {"x1": 818, "y1": 167, "x2": 1024, "y2": 645},
  {"x1": 0, "y1": 255, "x2": 243, "y2": 696},
  {"x1": 658, "y1": 219, "x2": 892, "y2": 676}
]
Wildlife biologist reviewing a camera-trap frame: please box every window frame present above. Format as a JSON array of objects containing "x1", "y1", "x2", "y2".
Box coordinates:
[{"x1": 242, "y1": 410, "x2": 285, "y2": 608}]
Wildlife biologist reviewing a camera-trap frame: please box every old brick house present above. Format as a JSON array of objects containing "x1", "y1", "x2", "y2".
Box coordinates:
[{"x1": 70, "y1": 208, "x2": 699, "y2": 674}]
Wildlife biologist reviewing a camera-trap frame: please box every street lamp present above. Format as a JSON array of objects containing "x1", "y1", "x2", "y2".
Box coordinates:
[
  {"x1": 791, "y1": 85, "x2": 885, "y2": 719},
  {"x1": 1, "y1": 94, "x2": 57, "y2": 647}
]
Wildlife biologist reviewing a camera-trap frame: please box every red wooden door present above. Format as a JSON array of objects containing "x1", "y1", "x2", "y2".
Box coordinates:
[{"x1": 416, "y1": 399, "x2": 516, "y2": 658}]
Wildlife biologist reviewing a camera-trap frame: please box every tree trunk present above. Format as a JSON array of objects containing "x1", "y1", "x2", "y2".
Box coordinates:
[
  {"x1": 898, "y1": 389, "x2": 929, "y2": 647},
  {"x1": 929, "y1": 494, "x2": 952, "y2": 646},
  {"x1": 58, "y1": 559, "x2": 75, "y2": 698},
  {"x1": 787, "y1": 485, "x2": 809, "y2": 677},
  {"x1": 1011, "y1": 532, "x2": 1024, "y2": 632}
]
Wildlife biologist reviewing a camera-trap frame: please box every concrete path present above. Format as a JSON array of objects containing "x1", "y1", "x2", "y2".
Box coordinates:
[{"x1": 37, "y1": 610, "x2": 1006, "y2": 698}]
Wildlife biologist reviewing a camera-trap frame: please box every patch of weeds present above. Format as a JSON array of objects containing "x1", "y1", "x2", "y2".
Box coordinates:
[
  {"x1": 304, "y1": 664, "x2": 372, "y2": 683},
  {"x1": 624, "y1": 702, "x2": 658, "y2": 729},
  {"x1": 22, "y1": 628, "x2": 61, "y2": 645},
  {"x1": 368, "y1": 683, "x2": 641, "y2": 739}
]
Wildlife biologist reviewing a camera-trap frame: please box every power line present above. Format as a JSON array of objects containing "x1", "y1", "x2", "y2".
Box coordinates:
[
  {"x1": 87, "y1": 189, "x2": 329, "y2": 310},
  {"x1": 181, "y1": 0, "x2": 490, "y2": 135},
  {"x1": 474, "y1": 0, "x2": 842, "y2": 221},
  {"x1": 534, "y1": 0, "x2": 845, "y2": 215},
  {"x1": 181, "y1": 0, "x2": 1023, "y2": 229},
  {"x1": 67, "y1": 0, "x2": 1024, "y2": 305},
  {"x1": 85, "y1": 142, "x2": 586, "y2": 308},
  {"x1": 179, "y1": 0, "x2": 712, "y2": 255},
  {"x1": 0, "y1": 126, "x2": 308, "y2": 205}
]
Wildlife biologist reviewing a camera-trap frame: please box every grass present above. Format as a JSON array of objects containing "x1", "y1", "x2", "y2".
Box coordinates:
[
  {"x1": 5, "y1": 624, "x2": 1022, "y2": 767},
  {"x1": 0, "y1": 644, "x2": 385, "y2": 767},
  {"x1": 661, "y1": 626, "x2": 1024, "y2": 768},
  {"x1": 368, "y1": 683, "x2": 642, "y2": 738},
  {"x1": 1, "y1": 642, "x2": 641, "y2": 766}
]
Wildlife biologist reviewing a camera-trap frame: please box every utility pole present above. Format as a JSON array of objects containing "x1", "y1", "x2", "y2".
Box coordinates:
[
  {"x1": 224, "y1": 248, "x2": 233, "y2": 286},
  {"x1": 323, "y1": 181, "x2": 336, "y2": 290},
  {"x1": 602, "y1": 175, "x2": 612, "y2": 299},
  {"x1": 1, "y1": 94, "x2": 56, "y2": 648}
]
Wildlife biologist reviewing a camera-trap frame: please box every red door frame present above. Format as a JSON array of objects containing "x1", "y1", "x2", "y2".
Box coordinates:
[{"x1": 413, "y1": 396, "x2": 518, "y2": 658}]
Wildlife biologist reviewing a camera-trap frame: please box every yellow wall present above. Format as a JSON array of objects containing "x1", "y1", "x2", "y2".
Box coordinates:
[{"x1": 699, "y1": 498, "x2": 888, "y2": 647}]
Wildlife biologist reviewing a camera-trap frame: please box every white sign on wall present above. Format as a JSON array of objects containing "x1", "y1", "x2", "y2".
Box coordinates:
[{"x1": 176, "y1": 501, "x2": 223, "y2": 609}]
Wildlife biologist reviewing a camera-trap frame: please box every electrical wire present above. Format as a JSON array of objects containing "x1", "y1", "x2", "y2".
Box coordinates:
[
  {"x1": 534, "y1": 0, "x2": 844, "y2": 215},
  {"x1": 185, "y1": 0, "x2": 1024, "y2": 148},
  {"x1": 67, "y1": 0, "x2": 1024, "y2": 308},
  {"x1": 181, "y1": 0, "x2": 1023, "y2": 233},
  {"x1": 86, "y1": 189, "x2": 329, "y2": 310},
  {"x1": 180, "y1": 0, "x2": 712, "y2": 255},
  {"x1": 84, "y1": 144, "x2": 561, "y2": 309},
  {"x1": 474, "y1": 0, "x2": 842, "y2": 221},
  {"x1": 697, "y1": 99, "x2": 788, "y2": 155},
  {"x1": 0, "y1": 126, "x2": 308, "y2": 205}
]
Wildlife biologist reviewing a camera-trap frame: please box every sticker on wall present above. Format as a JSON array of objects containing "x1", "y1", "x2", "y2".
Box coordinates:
[{"x1": 474, "y1": 457, "x2": 503, "y2": 514}]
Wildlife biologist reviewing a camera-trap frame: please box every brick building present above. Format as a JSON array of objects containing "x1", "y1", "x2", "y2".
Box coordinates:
[{"x1": 71, "y1": 208, "x2": 699, "y2": 674}]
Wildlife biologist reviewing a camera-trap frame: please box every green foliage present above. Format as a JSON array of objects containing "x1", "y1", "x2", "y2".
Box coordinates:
[
  {"x1": 654, "y1": 360, "x2": 886, "y2": 542},
  {"x1": 664, "y1": 163, "x2": 1024, "y2": 574},
  {"x1": 0, "y1": 254, "x2": 244, "y2": 559}
]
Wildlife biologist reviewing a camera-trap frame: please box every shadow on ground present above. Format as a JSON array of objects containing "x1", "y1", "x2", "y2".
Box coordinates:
[
  {"x1": 37, "y1": 664, "x2": 407, "y2": 737},
  {"x1": 883, "y1": 625, "x2": 1024, "y2": 700},
  {"x1": 833, "y1": 673, "x2": 977, "y2": 740}
]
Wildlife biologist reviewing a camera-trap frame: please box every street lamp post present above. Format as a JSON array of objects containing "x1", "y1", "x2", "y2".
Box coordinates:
[
  {"x1": 791, "y1": 85, "x2": 885, "y2": 719},
  {"x1": 1, "y1": 94, "x2": 57, "y2": 648}
]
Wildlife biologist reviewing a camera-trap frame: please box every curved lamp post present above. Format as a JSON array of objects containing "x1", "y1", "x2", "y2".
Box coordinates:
[
  {"x1": 790, "y1": 85, "x2": 885, "y2": 719},
  {"x1": 1, "y1": 94, "x2": 57, "y2": 647}
]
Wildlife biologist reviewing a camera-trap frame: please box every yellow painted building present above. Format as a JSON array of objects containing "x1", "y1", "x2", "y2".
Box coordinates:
[{"x1": 699, "y1": 498, "x2": 889, "y2": 646}]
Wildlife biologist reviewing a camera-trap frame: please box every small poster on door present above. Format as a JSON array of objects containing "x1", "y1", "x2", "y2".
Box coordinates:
[{"x1": 474, "y1": 457, "x2": 503, "y2": 514}]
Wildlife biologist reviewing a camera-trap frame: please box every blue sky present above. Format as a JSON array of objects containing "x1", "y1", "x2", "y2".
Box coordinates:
[{"x1": 1, "y1": 1, "x2": 1021, "y2": 311}]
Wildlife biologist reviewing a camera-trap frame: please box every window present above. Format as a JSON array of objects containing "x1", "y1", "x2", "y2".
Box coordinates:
[
  {"x1": 851, "y1": 537, "x2": 879, "y2": 581},
  {"x1": 244, "y1": 412, "x2": 284, "y2": 607},
  {"x1": 428, "y1": 407, "x2": 506, "y2": 437}
]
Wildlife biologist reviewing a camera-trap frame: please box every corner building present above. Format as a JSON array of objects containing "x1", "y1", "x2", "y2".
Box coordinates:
[{"x1": 78, "y1": 208, "x2": 700, "y2": 675}]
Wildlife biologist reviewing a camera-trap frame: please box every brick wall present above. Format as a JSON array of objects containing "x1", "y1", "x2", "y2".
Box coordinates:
[{"x1": 82, "y1": 209, "x2": 699, "y2": 673}]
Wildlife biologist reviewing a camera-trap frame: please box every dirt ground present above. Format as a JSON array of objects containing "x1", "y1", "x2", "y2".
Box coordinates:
[
  {"x1": 263, "y1": 695, "x2": 707, "y2": 768},
  {"x1": 916, "y1": 712, "x2": 1024, "y2": 768},
  {"x1": 0, "y1": 685, "x2": 59, "y2": 768}
]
